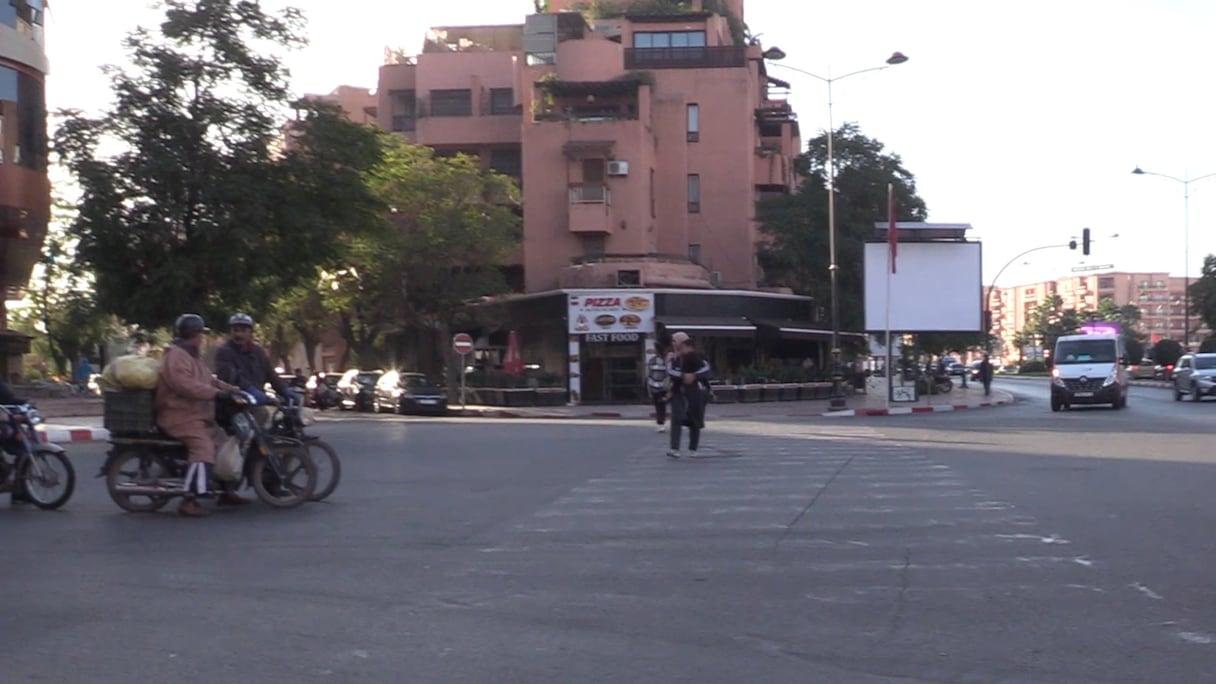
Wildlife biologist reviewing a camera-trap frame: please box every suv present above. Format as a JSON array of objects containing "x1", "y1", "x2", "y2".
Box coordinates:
[
  {"x1": 1172, "y1": 353, "x2": 1216, "y2": 402},
  {"x1": 1049, "y1": 333, "x2": 1128, "y2": 411}
]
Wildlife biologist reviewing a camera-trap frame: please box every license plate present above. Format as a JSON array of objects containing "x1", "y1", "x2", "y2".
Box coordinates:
[
  {"x1": 1074, "y1": 392, "x2": 1094, "y2": 398},
  {"x1": 418, "y1": 399, "x2": 437, "y2": 405}
]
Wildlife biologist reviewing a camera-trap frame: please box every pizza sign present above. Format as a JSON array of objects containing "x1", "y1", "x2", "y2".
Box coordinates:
[{"x1": 568, "y1": 291, "x2": 655, "y2": 335}]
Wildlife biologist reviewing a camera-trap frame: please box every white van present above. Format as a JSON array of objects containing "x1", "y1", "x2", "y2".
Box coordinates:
[{"x1": 1049, "y1": 333, "x2": 1129, "y2": 411}]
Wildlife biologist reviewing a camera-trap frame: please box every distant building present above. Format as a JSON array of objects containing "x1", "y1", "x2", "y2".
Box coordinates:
[
  {"x1": 0, "y1": 0, "x2": 49, "y2": 377},
  {"x1": 990, "y1": 271, "x2": 1211, "y2": 360}
]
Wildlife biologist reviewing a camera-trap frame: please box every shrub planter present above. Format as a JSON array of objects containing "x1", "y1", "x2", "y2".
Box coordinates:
[
  {"x1": 535, "y1": 388, "x2": 567, "y2": 406},
  {"x1": 711, "y1": 384, "x2": 739, "y2": 404},
  {"x1": 502, "y1": 388, "x2": 537, "y2": 407},
  {"x1": 761, "y1": 383, "x2": 783, "y2": 402},
  {"x1": 776, "y1": 383, "x2": 799, "y2": 401},
  {"x1": 796, "y1": 382, "x2": 817, "y2": 401},
  {"x1": 740, "y1": 384, "x2": 764, "y2": 403}
]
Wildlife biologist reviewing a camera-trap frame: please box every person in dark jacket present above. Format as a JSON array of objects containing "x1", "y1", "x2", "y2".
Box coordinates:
[
  {"x1": 666, "y1": 332, "x2": 711, "y2": 459},
  {"x1": 979, "y1": 353, "x2": 995, "y2": 396},
  {"x1": 214, "y1": 313, "x2": 291, "y2": 402}
]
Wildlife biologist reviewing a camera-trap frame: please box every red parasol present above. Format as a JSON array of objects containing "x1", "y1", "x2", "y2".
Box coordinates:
[{"x1": 503, "y1": 330, "x2": 524, "y2": 377}]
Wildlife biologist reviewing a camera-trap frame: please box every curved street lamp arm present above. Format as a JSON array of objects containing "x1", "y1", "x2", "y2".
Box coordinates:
[
  {"x1": 768, "y1": 62, "x2": 891, "y2": 84},
  {"x1": 1135, "y1": 169, "x2": 1216, "y2": 186}
]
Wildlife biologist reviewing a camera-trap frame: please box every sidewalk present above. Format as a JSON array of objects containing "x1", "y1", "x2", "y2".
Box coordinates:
[
  {"x1": 450, "y1": 377, "x2": 1012, "y2": 420},
  {"x1": 32, "y1": 381, "x2": 1014, "y2": 443}
]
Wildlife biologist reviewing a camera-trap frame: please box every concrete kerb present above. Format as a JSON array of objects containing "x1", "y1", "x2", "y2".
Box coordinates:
[{"x1": 35, "y1": 389, "x2": 1016, "y2": 443}]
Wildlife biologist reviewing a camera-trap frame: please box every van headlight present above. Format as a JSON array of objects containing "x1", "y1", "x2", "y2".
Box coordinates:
[
  {"x1": 1103, "y1": 369, "x2": 1118, "y2": 387},
  {"x1": 1051, "y1": 368, "x2": 1066, "y2": 387}
]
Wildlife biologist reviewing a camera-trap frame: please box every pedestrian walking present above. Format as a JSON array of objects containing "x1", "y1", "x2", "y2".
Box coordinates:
[
  {"x1": 646, "y1": 341, "x2": 671, "y2": 432},
  {"x1": 666, "y1": 332, "x2": 711, "y2": 459},
  {"x1": 979, "y1": 353, "x2": 994, "y2": 396}
]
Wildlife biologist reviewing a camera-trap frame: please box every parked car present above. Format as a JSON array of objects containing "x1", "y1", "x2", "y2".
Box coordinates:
[
  {"x1": 1172, "y1": 353, "x2": 1216, "y2": 402},
  {"x1": 968, "y1": 360, "x2": 984, "y2": 381},
  {"x1": 373, "y1": 371, "x2": 448, "y2": 415},
  {"x1": 941, "y1": 356, "x2": 966, "y2": 377},
  {"x1": 306, "y1": 372, "x2": 344, "y2": 409},
  {"x1": 337, "y1": 369, "x2": 384, "y2": 412},
  {"x1": 1155, "y1": 363, "x2": 1175, "y2": 381},
  {"x1": 1130, "y1": 359, "x2": 1157, "y2": 380}
]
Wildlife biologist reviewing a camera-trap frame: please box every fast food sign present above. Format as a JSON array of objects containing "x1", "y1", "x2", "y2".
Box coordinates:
[{"x1": 567, "y1": 291, "x2": 654, "y2": 335}]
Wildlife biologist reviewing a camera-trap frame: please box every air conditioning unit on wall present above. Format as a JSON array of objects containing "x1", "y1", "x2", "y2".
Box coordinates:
[{"x1": 607, "y1": 161, "x2": 629, "y2": 176}]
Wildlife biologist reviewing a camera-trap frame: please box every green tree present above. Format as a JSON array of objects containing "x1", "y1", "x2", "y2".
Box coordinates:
[
  {"x1": 53, "y1": 0, "x2": 380, "y2": 329},
  {"x1": 916, "y1": 333, "x2": 986, "y2": 357},
  {"x1": 324, "y1": 137, "x2": 521, "y2": 378},
  {"x1": 757, "y1": 123, "x2": 929, "y2": 331},
  {"x1": 1189, "y1": 254, "x2": 1216, "y2": 333},
  {"x1": 1152, "y1": 339, "x2": 1184, "y2": 368},
  {"x1": 10, "y1": 197, "x2": 117, "y2": 379},
  {"x1": 1024, "y1": 294, "x2": 1084, "y2": 356}
]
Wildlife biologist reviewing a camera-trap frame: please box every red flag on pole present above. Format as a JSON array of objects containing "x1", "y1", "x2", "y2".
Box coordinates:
[{"x1": 888, "y1": 184, "x2": 898, "y2": 274}]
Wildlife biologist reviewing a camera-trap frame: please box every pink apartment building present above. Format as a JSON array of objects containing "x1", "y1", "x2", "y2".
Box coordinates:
[
  {"x1": 990, "y1": 271, "x2": 1211, "y2": 362},
  {"x1": 319, "y1": 0, "x2": 835, "y2": 402}
]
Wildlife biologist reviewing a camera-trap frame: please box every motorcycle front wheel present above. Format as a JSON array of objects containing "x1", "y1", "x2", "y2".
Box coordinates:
[
  {"x1": 19, "y1": 450, "x2": 76, "y2": 510},
  {"x1": 251, "y1": 443, "x2": 317, "y2": 509}
]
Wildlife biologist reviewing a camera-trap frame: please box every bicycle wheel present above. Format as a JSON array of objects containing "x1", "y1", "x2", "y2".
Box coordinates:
[
  {"x1": 306, "y1": 440, "x2": 341, "y2": 502},
  {"x1": 19, "y1": 449, "x2": 76, "y2": 510}
]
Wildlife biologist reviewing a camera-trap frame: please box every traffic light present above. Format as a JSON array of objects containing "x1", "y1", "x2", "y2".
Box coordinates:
[
  {"x1": 1082, "y1": 227, "x2": 1091, "y2": 255},
  {"x1": 1069, "y1": 238, "x2": 1077, "y2": 250}
]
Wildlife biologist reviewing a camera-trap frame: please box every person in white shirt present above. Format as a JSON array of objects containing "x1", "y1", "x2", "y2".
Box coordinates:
[{"x1": 646, "y1": 341, "x2": 671, "y2": 432}]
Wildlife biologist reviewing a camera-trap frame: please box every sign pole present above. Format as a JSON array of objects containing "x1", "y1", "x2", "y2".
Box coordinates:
[{"x1": 460, "y1": 352, "x2": 467, "y2": 409}]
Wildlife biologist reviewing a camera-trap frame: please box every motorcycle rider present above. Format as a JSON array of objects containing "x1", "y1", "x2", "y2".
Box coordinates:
[
  {"x1": 0, "y1": 375, "x2": 27, "y2": 496},
  {"x1": 156, "y1": 314, "x2": 242, "y2": 517},
  {"x1": 214, "y1": 313, "x2": 293, "y2": 407}
]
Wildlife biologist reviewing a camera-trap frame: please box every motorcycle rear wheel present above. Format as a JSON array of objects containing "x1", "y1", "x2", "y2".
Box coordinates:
[
  {"x1": 251, "y1": 444, "x2": 316, "y2": 508},
  {"x1": 105, "y1": 448, "x2": 174, "y2": 513}
]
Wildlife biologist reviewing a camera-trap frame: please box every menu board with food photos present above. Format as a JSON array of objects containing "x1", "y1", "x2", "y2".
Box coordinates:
[{"x1": 567, "y1": 291, "x2": 654, "y2": 336}]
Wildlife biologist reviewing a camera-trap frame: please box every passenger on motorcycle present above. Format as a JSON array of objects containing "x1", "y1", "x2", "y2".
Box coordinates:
[
  {"x1": 214, "y1": 313, "x2": 296, "y2": 411},
  {"x1": 155, "y1": 314, "x2": 242, "y2": 518}
]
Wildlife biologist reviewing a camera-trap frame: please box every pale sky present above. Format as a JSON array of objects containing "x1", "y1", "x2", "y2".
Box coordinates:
[{"x1": 43, "y1": 1, "x2": 1216, "y2": 291}]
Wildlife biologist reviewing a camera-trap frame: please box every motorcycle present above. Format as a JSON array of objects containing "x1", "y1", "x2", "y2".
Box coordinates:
[
  {"x1": 99, "y1": 394, "x2": 317, "y2": 513},
  {"x1": 0, "y1": 403, "x2": 76, "y2": 510},
  {"x1": 267, "y1": 397, "x2": 341, "y2": 502}
]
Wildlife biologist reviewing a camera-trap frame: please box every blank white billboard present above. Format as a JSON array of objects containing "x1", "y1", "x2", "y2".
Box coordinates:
[{"x1": 863, "y1": 241, "x2": 982, "y2": 332}]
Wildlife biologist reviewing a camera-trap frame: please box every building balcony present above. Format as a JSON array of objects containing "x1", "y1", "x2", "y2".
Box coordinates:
[
  {"x1": 559, "y1": 254, "x2": 712, "y2": 289},
  {"x1": 568, "y1": 184, "x2": 611, "y2": 234},
  {"x1": 623, "y1": 46, "x2": 747, "y2": 70}
]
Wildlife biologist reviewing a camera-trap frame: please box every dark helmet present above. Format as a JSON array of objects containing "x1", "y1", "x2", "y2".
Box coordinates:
[
  {"x1": 228, "y1": 312, "x2": 255, "y2": 328},
  {"x1": 174, "y1": 314, "x2": 209, "y2": 338}
]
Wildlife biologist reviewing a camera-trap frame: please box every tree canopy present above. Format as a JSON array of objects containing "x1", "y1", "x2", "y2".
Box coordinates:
[
  {"x1": 1189, "y1": 254, "x2": 1216, "y2": 334},
  {"x1": 757, "y1": 123, "x2": 929, "y2": 332},
  {"x1": 53, "y1": 0, "x2": 381, "y2": 329}
]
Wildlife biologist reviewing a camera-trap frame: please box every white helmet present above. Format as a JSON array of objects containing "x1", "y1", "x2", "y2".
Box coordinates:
[{"x1": 228, "y1": 312, "x2": 255, "y2": 328}]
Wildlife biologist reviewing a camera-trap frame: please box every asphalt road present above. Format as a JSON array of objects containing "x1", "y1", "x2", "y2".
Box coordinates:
[{"x1": 2, "y1": 392, "x2": 1214, "y2": 683}]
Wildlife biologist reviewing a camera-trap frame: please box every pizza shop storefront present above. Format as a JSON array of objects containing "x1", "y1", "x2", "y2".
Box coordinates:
[{"x1": 567, "y1": 292, "x2": 655, "y2": 405}]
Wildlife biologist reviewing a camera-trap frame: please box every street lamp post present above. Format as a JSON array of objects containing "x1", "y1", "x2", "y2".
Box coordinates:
[
  {"x1": 767, "y1": 51, "x2": 908, "y2": 410},
  {"x1": 1132, "y1": 166, "x2": 1216, "y2": 350}
]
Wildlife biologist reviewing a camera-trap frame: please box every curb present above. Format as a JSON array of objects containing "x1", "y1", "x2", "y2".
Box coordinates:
[
  {"x1": 451, "y1": 399, "x2": 1014, "y2": 421},
  {"x1": 822, "y1": 398, "x2": 1012, "y2": 418},
  {"x1": 36, "y1": 427, "x2": 110, "y2": 444}
]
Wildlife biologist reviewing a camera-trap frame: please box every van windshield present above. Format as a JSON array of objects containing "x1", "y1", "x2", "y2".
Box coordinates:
[{"x1": 1055, "y1": 340, "x2": 1117, "y2": 364}]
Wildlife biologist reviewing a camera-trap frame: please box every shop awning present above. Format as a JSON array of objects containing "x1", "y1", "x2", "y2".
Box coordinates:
[
  {"x1": 657, "y1": 316, "x2": 757, "y2": 336},
  {"x1": 752, "y1": 319, "x2": 868, "y2": 341}
]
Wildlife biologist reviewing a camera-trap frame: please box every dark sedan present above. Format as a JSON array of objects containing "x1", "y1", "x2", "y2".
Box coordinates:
[
  {"x1": 373, "y1": 371, "x2": 448, "y2": 415},
  {"x1": 337, "y1": 369, "x2": 384, "y2": 412}
]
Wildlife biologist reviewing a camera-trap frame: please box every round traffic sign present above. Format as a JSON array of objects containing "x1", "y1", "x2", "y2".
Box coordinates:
[{"x1": 452, "y1": 332, "x2": 474, "y2": 355}]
